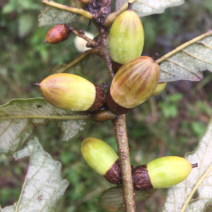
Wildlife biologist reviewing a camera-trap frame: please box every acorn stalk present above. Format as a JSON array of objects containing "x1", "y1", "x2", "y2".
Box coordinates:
[
  {"x1": 132, "y1": 156, "x2": 197, "y2": 190},
  {"x1": 81, "y1": 137, "x2": 122, "y2": 184},
  {"x1": 109, "y1": 3, "x2": 144, "y2": 65},
  {"x1": 35, "y1": 73, "x2": 104, "y2": 112},
  {"x1": 106, "y1": 56, "x2": 160, "y2": 114}
]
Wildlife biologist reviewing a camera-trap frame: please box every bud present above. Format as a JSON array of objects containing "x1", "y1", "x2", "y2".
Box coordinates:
[
  {"x1": 81, "y1": 137, "x2": 121, "y2": 184},
  {"x1": 151, "y1": 82, "x2": 167, "y2": 96},
  {"x1": 34, "y1": 73, "x2": 104, "y2": 112},
  {"x1": 91, "y1": 110, "x2": 117, "y2": 123},
  {"x1": 109, "y1": 3, "x2": 144, "y2": 65},
  {"x1": 132, "y1": 156, "x2": 197, "y2": 190},
  {"x1": 44, "y1": 24, "x2": 70, "y2": 44},
  {"x1": 106, "y1": 56, "x2": 160, "y2": 114}
]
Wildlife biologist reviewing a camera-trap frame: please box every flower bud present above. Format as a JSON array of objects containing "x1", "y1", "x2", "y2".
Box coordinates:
[
  {"x1": 81, "y1": 137, "x2": 121, "y2": 184},
  {"x1": 44, "y1": 24, "x2": 70, "y2": 44},
  {"x1": 34, "y1": 73, "x2": 104, "y2": 112},
  {"x1": 151, "y1": 82, "x2": 167, "y2": 96},
  {"x1": 106, "y1": 56, "x2": 160, "y2": 114},
  {"x1": 132, "y1": 156, "x2": 197, "y2": 191},
  {"x1": 109, "y1": 3, "x2": 144, "y2": 65}
]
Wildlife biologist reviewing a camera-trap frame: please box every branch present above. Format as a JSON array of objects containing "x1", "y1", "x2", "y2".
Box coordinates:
[
  {"x1": 57, "y1": 49, "x2": 99, "y2": 73},
  {"x1": 42, "y1": 0, "x2": 93, "y2": 20},
  {"x1": 112, "y1": 115, "x2": 136, "y2": 211},
  {"x1": 103, "y1": 0, "x2": 136, "y2": 28},
  {"x1": 98, "y1": 28, "x2": 136, "y2": 211},
  {"x1": 69, "y1": 27, "x2": 99, "y2": 47},
  {"x1": 156, "y1": 30, "x2": 212, "y2": 64}
]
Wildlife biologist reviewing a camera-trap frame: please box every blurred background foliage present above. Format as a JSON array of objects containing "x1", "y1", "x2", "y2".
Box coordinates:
[{"x1": 0, "y1": 0, "x2": 212, "y2": 211}]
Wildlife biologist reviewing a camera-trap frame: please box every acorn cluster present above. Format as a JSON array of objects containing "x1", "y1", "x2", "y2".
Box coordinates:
[{"x1": 34, "y1": 2, "x2": 195, "y2": 192}]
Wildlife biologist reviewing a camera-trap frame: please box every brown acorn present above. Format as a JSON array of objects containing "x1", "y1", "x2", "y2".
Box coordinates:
[
  {"x1": 44, "y1": 24, "x2": 70, "y2": 44},
  {"x1": 106, "y1": 56, "x2": 160, "y2": 114}
]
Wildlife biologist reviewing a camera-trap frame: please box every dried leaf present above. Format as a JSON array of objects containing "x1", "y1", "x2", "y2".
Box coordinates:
[
  {"x1": 2, "y1": 137, "x2": 69, "y2": 212},
  {"x1": 0, "y1": 98, "x2": 91, "y2": 155},
  {"x1": 158, "y1": 31, "x2": 212, "y2": 82},
  {"x1": 116, "y1": 0, "x2": 184, "y2": 17}
]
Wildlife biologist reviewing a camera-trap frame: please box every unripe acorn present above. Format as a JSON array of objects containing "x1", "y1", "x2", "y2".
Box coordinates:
[
  {"x1": 109, "y1": 3, "x2": 144, "y2": 65},
  {"x1": 81, "y1": 137, "x2": 122, "y2": 184},
  {"x1": 43, "y1": 24, "x2": 70, "y2": 44},
  {"x1": 34, "y1": 73, "x2": 104, "y2": 112},
  {"x1": 132, "y1": 156, "x2": 198, "y2": 191},
  {"x1": 106, "y1": 56, "x2": 160, "y2": 114},
  {"x1": 151, "y1": 82, "x2": 167, "y2": 96}
]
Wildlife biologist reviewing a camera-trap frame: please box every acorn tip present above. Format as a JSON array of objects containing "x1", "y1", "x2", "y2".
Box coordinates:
[
  {"x1": 192, "y1": 163, "x2": 198, "y2": 168},
  {"x1": 79, "y1": 136, "x2": 84, "y2": 142},
  {"x1": 43, "y1": 40, "x2": 47, "y2": 44},
  {"x1": 33, "y1": 82, "x2": 40, "y2": 87}
]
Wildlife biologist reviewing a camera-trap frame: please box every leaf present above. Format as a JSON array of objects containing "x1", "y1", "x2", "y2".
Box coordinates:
[
  {"x1": 2, "y1": 137, "x2": 69, "y2": 212},
  {"x1": 162, "y1": 117, "x2": 212, "y2": 212},
  {"x1": 0, "y1": 98, "x2": 91, "y2": 155},
  {"x1": 38, "y1": 1, "x2": 79, "y2": 27},
  {"x1": 115, "y1": 0, "x2": 184, "y2": 17},
  {"x1": 18, "y1": 14, "x2": 34, "y2": 38},
  {"x1": 158, "y1": 31, "x2": 212, "y2": 82}
]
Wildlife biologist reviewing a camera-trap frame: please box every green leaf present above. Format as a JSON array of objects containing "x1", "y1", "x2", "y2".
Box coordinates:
[
  {"x1": 0, "y1": 98, "x2": 91, "y2": 155},
  {"x1": 115, "y1": 0, "x2": 184, "y2": 17},
  {"x1": 162, "y1": 117, "x2": 212, "y2": 212},
  {"x1": 38, "y1": 3, "x2": 79, "y2": 27},
  {"x1": 2, "y1": 137, "x2": 69, "y2": 212},
  {"x1": 158, "y1": 31, "x2": 212, "y2": 82}
]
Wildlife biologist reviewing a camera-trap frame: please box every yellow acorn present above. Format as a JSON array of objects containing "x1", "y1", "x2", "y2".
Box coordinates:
[
  {"x1": 34, "y1": 73, "x2": 104, "y2": 112},
  {"x1": 105, "y1": 56, "x2": 160, "y2": 114},
  {"x1": 81, "y1": 137, "x2": 121, "y2": 184},
  {"x1": 109, "y1": 3, "x2": 144, "y2": 65},
  {"x1": 132, "y1": 156, "x2": 197, "y2": 190},
  {"x1": 151, "y1": 82, "x2": 167, "y2": 96}
]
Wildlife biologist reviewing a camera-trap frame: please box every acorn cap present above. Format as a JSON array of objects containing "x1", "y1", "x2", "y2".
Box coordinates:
[
  {"x1": 151, "y1": 82, "x2": 167, "y2": 96},
  {"x1": 109, "y1": 6, "x2": 144, "y2": 64},
  {"x1": 106, "y1": 56, "x2": 160, "y2": 114},
  {"x1": 44, "y1": 24, "x2": 70, "y2": 44},
  {"x1": 81, "y1": 137, "x2": 121, "y2": 184},
  {"x1": 36, "y1": 73, "x2": 103, "y2": 111}
]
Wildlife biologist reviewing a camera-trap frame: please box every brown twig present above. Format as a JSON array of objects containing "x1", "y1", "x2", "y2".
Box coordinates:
[
  {"x1": 42, "y1": 0, "x2": 93, "y2": 19},
  {"x1": 57, "y1": 48, "x2": 99, "y2": 73},
  {"x1": 98, "y1": 27, "x2": 136, "y2": 211},
  {"x1": 112, "y1": 115, "x2": 136, "y2": 211},
  {"x1": 69, "y1": 27, "x2": 99, "y2": 47}
]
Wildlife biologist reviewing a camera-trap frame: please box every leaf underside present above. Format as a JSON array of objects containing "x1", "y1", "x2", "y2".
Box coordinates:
[
  {"x1": 38, "y1": 5, "x2": 79, "y2": 27},
  {"x1": 162, "y1": 117, "x2": 212, "y2": 212},
  {"x1": 0, "y1": 98, "x2": 91, "y2": 155},
  {"x1": 116, "y1": 0, "x2": 184, "y2": 17},
  {"x1": 2, "y1": 137, "x2": 69, "y2": 212},
  {"x1": 158, "y1": 32, "x2": 212, "y2": 82}
]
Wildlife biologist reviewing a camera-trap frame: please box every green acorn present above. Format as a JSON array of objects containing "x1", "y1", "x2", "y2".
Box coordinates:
[
  {"x1": 151, "y1": 82, "x2": 167, "y2": 96},
  {"x1": 108, "y1": 3, "x2": 144, "y2": 66},
  {"x1": 43, "y1": 24, "x2": 70, "y2": 44},
  {"x1": 81, "y1": 137, "x2": 121, "y2": 184},
  {"x1": 34, "y1": 73, "x2": 104, "y2": 112},
  {"x1": 105, "y1": 56, "x2": 160, "y2": 114},
  {"x1": 132, "y1": 156, "x2": 198, "y2": 191}
]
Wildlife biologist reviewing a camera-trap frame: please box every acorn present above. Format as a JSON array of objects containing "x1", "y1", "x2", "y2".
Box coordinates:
[
  {"x1": 151, "y1": 82, "x2": 167, "y2": 96},
  {"x1": 132, "y1": 156, "x2": 198, "y2": 191},
  {"x1": 108, "y1": 3, "x2": 144, "y2": 66},
  {"x1": 105, "y1": 56, "x2": 160, "y2": 114},
  {"x1": 34, "y1": 73, "x2": 104, "y2": 112},
  {"x1": 81, "y1": 137, "x2": 122, "y2": 184},
  {"x1": 43, "y1": 24, "x2": 70, "y2": 44}
]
